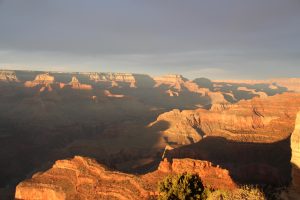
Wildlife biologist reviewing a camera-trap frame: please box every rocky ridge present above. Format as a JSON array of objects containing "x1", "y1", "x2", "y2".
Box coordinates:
[
  {"x1": 150, "y1": 93, "x2": 300, "y2": 145},
  {"x1": 214, "y1": 78, "x2": 300, "y2": 92},
  {"x1": 15, "y1": 156, "x2": 236, "y2": 200}
]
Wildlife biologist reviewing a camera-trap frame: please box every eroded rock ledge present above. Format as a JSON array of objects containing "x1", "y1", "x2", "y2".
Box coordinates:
[{"x1": 15, "y1": 156, "x2": 236, "y2": 200}]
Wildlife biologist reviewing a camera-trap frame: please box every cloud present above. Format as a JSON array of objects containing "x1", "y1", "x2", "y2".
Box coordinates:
[{"x1": 0, "y1": 0, "x2": 299, "y2": 79}]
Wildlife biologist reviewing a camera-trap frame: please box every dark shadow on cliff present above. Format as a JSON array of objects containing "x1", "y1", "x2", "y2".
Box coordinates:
[{"x1": 165, "y1": 136, "x2": 292, "y2": 186}]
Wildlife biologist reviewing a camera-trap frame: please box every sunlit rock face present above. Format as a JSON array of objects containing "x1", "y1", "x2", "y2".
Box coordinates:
[
  {"x1": 291, "y1": 112, "x2": 300, "y2": 190},
  {"x1": 0, "y1": 70, "x2": 19, "y2": 82},
  {"x1": 271, "y1": 78, "x2": 300, "y2": 93},
  {"x1": 154, "y1": 74, "x2": 189, "y2": 91},
  {"x1": 68, "y1": 76, "x2": 92, "y2": 90},
  {"x1": 157, "y1": 158, "x2": 236, "y2": 190},
  {"x1": 15, "y1": 156, "x2": 152, "y2": 200},
  {"x1": 15, "y1": 156, "x2": 236, "y2": 200},
  {"x1": 154, "y1": 74, "x2": 187, "y2": 84},
  {"x1": 88, "y1": 72, "x2": 136, "y2": 82},
  {"x1": 24, "y1": 73, "x2": 55, "y2": 87},
  {"x1": 150, "y1": 93, "x2": 300, "y2": 145},
  {"x1": 103, "y1": 89, "x2": 125, "y2": 98}
]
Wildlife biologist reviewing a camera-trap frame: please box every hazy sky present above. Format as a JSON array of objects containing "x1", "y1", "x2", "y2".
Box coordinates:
[{"x1": 0, "y1": 0, "x2": 299, "y2": 79}]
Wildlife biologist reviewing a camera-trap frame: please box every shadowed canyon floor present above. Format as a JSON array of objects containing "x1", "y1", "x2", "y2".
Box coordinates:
[{"x1": 0, "y1": 70, "x2": 300, "y2": 199}]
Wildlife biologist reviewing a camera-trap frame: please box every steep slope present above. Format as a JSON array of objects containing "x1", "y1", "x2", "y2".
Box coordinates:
[
  {"x1": 291, "y1": 112, "x2": 300, "y2": 191},
  {"x1": 281, "y1": 111, "x2": 300, "y2": 200},
  {"x1": 149, "y1": 93, "x2": 300, "y2": 185}
]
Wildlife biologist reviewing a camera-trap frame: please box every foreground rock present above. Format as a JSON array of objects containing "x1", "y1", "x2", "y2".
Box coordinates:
[
  {"x1": 15, "y1": 156, "x2": 152, "y2": 200},
  {"x1": 290, "y1": 112, "x2": 300, "y2": 196},
  {"x1": 280, "y1": 111, "x2": 300, "y2": 199},
  {"x1": 15, "y1": 156, "x2": 235, "y2": 200}
]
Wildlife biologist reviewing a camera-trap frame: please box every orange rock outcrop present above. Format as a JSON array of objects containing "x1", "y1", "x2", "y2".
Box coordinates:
[
  {"x1": 15, "y1": 156, "x2": 152, "y2": 200},
  {"x1": 0, "y1": 70, "x2": 19, "y2": 82},
  {"x1": 15, "y1": 156, "x2": 236, "y2": 200},
  {"x1": 68, "y1": 76, "x2": 92, "y2": 90},
  {"x1": 155, "y1": 158, "x2": 236, "y2": 190},
  {"x1": 24, "y1": 73, "x2": 55, "y2": 87}
]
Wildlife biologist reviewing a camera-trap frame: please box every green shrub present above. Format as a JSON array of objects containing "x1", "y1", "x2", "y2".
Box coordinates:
[{"x1": 158, "y1": 172, "x2": 205, "y2": 200}]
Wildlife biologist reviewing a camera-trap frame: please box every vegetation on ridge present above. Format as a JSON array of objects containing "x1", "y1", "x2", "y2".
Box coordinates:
[
  {"x1": 158, "y1": 173, "x2": 204, "y2": 200},
  {"x1": 158, "y1": 173, "x2": 266, "y2": 200}
]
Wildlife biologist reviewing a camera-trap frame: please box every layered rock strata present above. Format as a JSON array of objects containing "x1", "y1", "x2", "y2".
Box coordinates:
[
  {"x1": 150, "y1": 93, "x2": 300, "y2": 145},
  {"x1": 15, "y1": 156, "x2": 236, "y2": 200},
  {"x1": 24, "y1": 73, "x2": 55, "y2": 87},
  {"x1": 15, "y1": 156, "x2": 151, "y2": 200}
]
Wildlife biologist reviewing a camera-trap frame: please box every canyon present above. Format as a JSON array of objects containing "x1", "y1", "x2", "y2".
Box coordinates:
[{"x1": 0, "y1": 70, "x2": 299, "y2": 199}]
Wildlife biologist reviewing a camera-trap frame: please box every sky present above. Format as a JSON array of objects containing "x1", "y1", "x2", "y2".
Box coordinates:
[{"x1": 0, "y1": 0, "x2": 299, "y2": 79}]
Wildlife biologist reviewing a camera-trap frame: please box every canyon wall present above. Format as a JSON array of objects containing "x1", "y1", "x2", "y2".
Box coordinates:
[
  {"x1": 151, "y1": 93, "x2": 300, "y2": 145},
  {"x1": 291, "y1": 112, "x2": 300, "y2": 191}
]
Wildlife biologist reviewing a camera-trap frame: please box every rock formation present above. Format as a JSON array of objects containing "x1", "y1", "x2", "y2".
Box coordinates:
[
  {"x1": 88, "y1": 72, "x2": 139, "y2": 88},
  {"x1": 88, "y1": 72, "x2": 103, "y2": 82},
  {"x1": 271, "y1": 78, "x2": 300, "y2": 93},
  {"x1": 214, "y1": 78, "x2": 300, "y2": 92},
  {"x1": 237, "y1": 87, "x2": 268, "y2": 98},
  {"x1": 281, "y1": 111, "x2": 300, "y2": 199},
  {"x1": 103, "y1": 90, "x2": 125, "y2": 98},
  {"x1": 89, "y1": 72, "x2": 136, "y2": 83},
  {"x1": 291, "y1": 112, "x2": 300, "y2": 191},
  {"x1": 15, "y1": 156, "x2": 236, "y2": 200},
  {"x1": 15, "y1": 156, "x2": 152, "y2": 200},
  {"x1": 68, "y1": 76, "x2": 92, "y2": 90},
  {"x1": 156, "y1": 158, "x2": 236, "y2": 190},
  {"x1": 154, "y1": 74, "x2": 187, "y2": 85},
  {"x1": 165, "y1": 89, "x2": 179, "y2": 97},
  {"x1": 149, "y1": 109, "x2": 203, "y2": 145},
  {"x1": 154, "y1": 74, "x2": 187, "y2": 90},
  {"x1": 0, "y1": 70, "x2": 19, "y2": 82},
  {"x1": 24, "y1": 73, "x2": 55, "y2": 87},
  {"x1": 150, "y1": 93, "x2": 300, "y2": 145}
]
